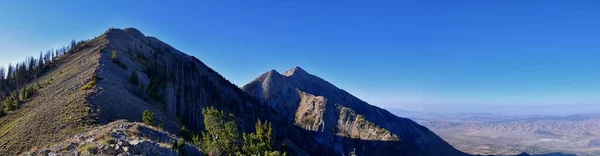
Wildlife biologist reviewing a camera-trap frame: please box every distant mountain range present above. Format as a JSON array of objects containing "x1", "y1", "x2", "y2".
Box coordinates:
[{"x1": 388, "y1": 108, "x2": 600, "y2": 156}]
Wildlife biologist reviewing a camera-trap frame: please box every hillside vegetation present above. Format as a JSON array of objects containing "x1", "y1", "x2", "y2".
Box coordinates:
[{"x1": 0, "y1": 35, "x2": 104, "y2": 155}]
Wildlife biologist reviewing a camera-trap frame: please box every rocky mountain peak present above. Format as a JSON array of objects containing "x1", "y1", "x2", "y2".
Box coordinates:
[
  {"x1": 283, "y1": 66, "x2": 309, "y2": 77},
  {"x1": 123, "y1": 27, "x2": 146, "y2": 38}
]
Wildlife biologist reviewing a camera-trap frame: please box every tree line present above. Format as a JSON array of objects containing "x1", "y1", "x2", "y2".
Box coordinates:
[{"x1": 0, "y1": 39, "x2": 87, "y2": 117}]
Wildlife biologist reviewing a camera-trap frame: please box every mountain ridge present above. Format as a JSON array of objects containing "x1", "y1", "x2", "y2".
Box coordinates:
[
  {"x1": 243, "y1": 66, "x2": 467, "y2": 155},
  {"x1": 1, "y1": 27, "x2": 466, "y2": 155}
]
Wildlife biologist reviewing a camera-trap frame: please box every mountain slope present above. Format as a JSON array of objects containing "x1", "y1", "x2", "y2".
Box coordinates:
[
  {"x1": 0, "y1": 34, "x2": 103, "y2": 155},
  {"x1": 243, "y1": 66, "x2": 466, "y2": 155},
  {"x1": 0, "y1": 28, "x2": 335, "y2": 155},
  {"x1": 87, "y1": 28, "x2": 336, "y2": 155}
]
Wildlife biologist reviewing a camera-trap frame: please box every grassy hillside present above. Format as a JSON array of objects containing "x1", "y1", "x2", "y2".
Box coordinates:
[{"x1": 0, "y1": 35, "x2": 107, "y2": 155}]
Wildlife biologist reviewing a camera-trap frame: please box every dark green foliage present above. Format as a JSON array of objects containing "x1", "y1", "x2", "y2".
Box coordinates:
[
  {"x1": 2, "y1": 95, "x2": 20, "y2": 113},
  {"x1": 0, "y1": 102, "x2": 4, "y2": 117},
  {"x1": 173, "y1": 139, "x2": 185, "y2": 153},
  {"x1": 198, "y1": 107, "x2": 285, "y2": 156},
  {"x1": 200, "y1": 106, "x2": 241, "y2": 155},
  {"x1": 142, "y1": 110, "x2": 154, "y2": 126},
  {"x1": 242, "y1": 120, "x2": 278, "y2": 156},
  {"x1": 129, "y1": 71, "x2": 139, "y2": 86},
  {"x1": 180, "y1": 126, "x2": 191, "y2": 140},
  {"x1": 148, "y1": 77, "x2": 165, "y2": 102}
]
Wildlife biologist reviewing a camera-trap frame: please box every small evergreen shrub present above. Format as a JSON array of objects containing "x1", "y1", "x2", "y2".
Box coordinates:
[{"x1": 142, "y1": 110, "x2": 154, "y2": 126}]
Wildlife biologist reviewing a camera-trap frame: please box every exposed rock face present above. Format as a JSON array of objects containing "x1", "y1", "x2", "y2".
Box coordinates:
[
  {"x1": 336, "y1": 105, "x2": 398, "y2": 141},
  {"x1": 243, "y1": 66, "x2": 466, "y2": 155},
  {"x1": 24, "y1": 120, "x2": 202, "y2": 156},
  {"x1": 295, "y1": 91, "x2": 327, "y2": 131}
]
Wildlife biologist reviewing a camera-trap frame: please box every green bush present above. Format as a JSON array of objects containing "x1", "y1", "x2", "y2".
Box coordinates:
[
  {"x1": 2, "y1": 97, "x2": 19, "y2": 112},
  {"x1": 198, "y1": 107, "x2": 285, "y2": 156},
  {"x1": 142, "y1": 110, "x2": 154, "y2": 126},
  {"x1": 243, "y1": 120, "x2": 280, "y2": 156},
  {"x1": 111, "y1": 50, "x2": 119, "y2": 60},
  {"x1": 173, "y1": 139, "x2": 185, "y2": 153},
  {"x1": 200, "y1": 106, "x2": 240, "y2": 155}
]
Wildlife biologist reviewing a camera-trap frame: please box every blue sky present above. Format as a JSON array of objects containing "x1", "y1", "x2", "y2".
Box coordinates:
[{"x1": 1, "y1": 0, "x2": 599, "y2": 114}]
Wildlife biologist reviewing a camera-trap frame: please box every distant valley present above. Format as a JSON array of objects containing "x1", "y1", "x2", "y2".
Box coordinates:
[{"x1": 388, "y1": 109, "x2": 600, "y2": 156}]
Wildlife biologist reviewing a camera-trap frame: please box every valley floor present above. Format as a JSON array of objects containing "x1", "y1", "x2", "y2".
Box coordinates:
[{"x1": 389, "y1": 109, "x2": 600, "y2": 155}]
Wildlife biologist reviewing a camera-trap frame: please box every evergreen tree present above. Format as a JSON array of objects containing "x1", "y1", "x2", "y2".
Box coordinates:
[
  {"x1": 0, "y1": 66, "x2": 5, "y2": 91},
  {"x1": 242, "y1": 120, "x2": 282, "y2": 156},
  {"x1": 6, "y1": 64, "x2": 13, "y2": 85},
  {"x1": 201, "y1": 106, "x2": 240, "y2": 155},
  {"x1": 38, "y1": 52, "x2": 44, "y2": 73},
  {"x1": 0, "y1": 101, "x2": 5, "y2": 117},
  {"x1": 142, "y1": 110, "x2": 154, "y2": 126},
  {"x1": 70, "y1": 40, "x2": 77, "y2": 51}
]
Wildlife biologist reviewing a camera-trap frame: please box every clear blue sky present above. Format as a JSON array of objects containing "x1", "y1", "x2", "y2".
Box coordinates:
[{"x1": 1, "y1": 0, "x2": 599, "y2": 115}]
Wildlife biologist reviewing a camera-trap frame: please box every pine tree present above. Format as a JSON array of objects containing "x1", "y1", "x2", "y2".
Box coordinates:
[
  {"x1": 6, "y1": 64, "x2": 13, "y2": 86},
  {"x1": 201, "y1": 106, "x2": 240, "y2": 155},
  {"x1": 38, "y1": 52, "x2": 44, "y2": 73},
  {"x1": 142, "y1": 110, "x2": 154, "y2": 126},
  {"x1": 242, "y1": 120, "x2": 281, "y2": 156},
  {"x1": 0, "y1": 66, "x2": 5, "y2": 90}
]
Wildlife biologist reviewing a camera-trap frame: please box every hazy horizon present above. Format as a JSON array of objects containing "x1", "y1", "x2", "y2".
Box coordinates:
[{"x1": 2, "y1": 0, "x2": 599, "y2": 115}]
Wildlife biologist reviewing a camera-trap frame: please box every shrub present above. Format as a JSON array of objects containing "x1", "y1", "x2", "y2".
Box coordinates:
[
  {"x1": 142, "y1": 110, "x2": 154, "y2": 126},
  {"x1": 201, "y1": 106, "x2": 240, "y2": 155},
  {"x1": 129, "y1": 71, "x2": 139, "y2": 86},
  {"x1": 173, "y1": 139, "x2": 185, "y2": 153},
  {"x1": 81, "y1": 77, "x2": 97, "y2": 90},
  {"x1": 0, "y1": 102, "x2": 5, "y2": 117},
  {"x1": 78, "y1": 143, "x2": 98, "y2": 154},
  {"x1": 111, "y1": 50, "x2": 119, "y2": 60},
  {"x1": 2, "y1": 97, "x2": 19, "y2": 112},
  {"x1": 242, "y1": 120, "x2": 279, "y2": 155},
  {"x1": 104, "y1": 138, "x2": 116, "y2": 145}
]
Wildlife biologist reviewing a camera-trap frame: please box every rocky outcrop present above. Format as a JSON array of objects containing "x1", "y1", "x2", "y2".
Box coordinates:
[
  {"x1": 24, "y1": 120, "x2": 202, "y2": 156},
  {"x1": 295, "y1": 91, "x2": 327, "y2": 131},
  {"x1": 336, "y1": 105, "x2": 399, "y2": 141},
  {"x1": 243, "y1": 66, "x2": 467, "y2": 155}
]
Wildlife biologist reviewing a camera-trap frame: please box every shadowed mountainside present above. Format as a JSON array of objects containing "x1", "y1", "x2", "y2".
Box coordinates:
[{"x1": 243, "y1": 67, "x2": 467, "y2": 155}]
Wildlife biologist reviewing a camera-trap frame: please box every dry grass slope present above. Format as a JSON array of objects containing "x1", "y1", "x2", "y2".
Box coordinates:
[{"x1": 0, "y1": 35, "x2": 108, "y2": 155}]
